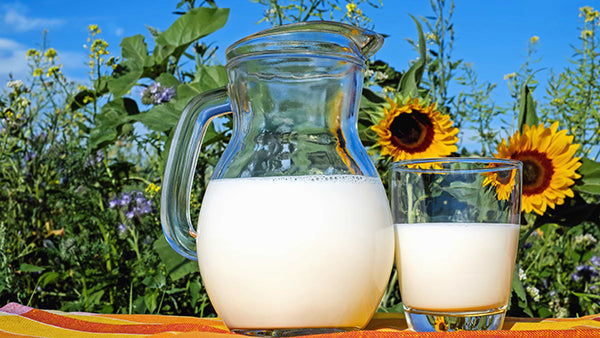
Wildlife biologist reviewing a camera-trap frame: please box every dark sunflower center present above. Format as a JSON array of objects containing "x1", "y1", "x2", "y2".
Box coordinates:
[
  {"x1": 389, "y1": 110, "x2": 434, "y2": 153},
  {"x1": 495, "y1": 170, "x2": 512, "y2": 185},
  {"x1": 514, "y1": 150, "x2": 554, "y2": 196}
]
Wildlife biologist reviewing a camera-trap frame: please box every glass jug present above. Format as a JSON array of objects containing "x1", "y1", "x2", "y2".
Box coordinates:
[{"x1": 161, "y1": 21, "x2": 394, "y2": 335}]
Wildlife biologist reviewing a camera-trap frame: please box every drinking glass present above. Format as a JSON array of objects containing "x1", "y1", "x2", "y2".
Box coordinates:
[{"x1": 390, "y1": 158, "x2": 522, "y2": 332}]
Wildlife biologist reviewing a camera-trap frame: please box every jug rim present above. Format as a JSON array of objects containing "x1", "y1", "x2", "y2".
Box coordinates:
[{"x1": 225, "y1": 20, "x2": 383, "y2": 64}]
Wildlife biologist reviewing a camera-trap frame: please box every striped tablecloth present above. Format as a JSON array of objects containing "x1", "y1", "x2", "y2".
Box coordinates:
[{"x1": 1, "y1": 302, "x2": 599, "y2": 337}]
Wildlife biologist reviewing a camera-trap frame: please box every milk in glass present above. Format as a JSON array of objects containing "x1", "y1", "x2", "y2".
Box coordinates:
[{"x1": 395, "y1": 223, "x2": 519, "y2": 311}]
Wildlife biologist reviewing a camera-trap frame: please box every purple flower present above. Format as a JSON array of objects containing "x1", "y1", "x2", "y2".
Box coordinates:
[
  {"x1": 109, "y1": 190, "x2": 154, "y2": 218},
  {"x1": 571, "y1": 264, "x2": 599, "y2": 282},
  {"x1": 155, "y1": 86, "x2": 176, "y2": 103},
  {"x1": 109, "y1": 197, "x2": 120, "y2": 208},
  {"x1": 117, "y1": 223, "x2": 127, "y2": 235},
  {"x1": 120, "y1": 193, "x2": 132, "y2": 206},
  {"x1": 134, "y1": 191, "x2": 145, "y2": 205},
  {"x1": 85, "y1": 150, "x2": 105, "y2": 167},
  {"x1": 141, "y1": 82, "x2": 176, "y2": 105},
  {"x1": 24, "y1": 152, "x2": 37, "y2": 162},
  {"x1": 591, "y1": 255, "x2": 600, "y2": 267}
]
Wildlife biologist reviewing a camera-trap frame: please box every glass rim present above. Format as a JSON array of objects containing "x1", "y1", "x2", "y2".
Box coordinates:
[
  {"x1": 225, "y1": 20, "x2": 383, "y2": 65},
  {"x1": 390, "y1": 157, "x2": 523, "y2": 174}
]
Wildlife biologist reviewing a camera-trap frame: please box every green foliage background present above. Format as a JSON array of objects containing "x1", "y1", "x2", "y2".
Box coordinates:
[{"x1": 1, "y1": 0, "x2": 600, "y2": 319}]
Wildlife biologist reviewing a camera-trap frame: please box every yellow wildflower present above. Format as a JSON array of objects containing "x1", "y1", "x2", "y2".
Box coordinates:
[
  {"x1": 44, "y1": 48, "x2": 58, "y2": 62},
  {"x1": 346, "y1": 3, "x2": 357, "y2": 12},
  {"x1": 146, "y1": 183, "x2": 161, "y2": 194},
  {"x1": 47, "y1": 66, "x2": 61, "y2": 77},
  {"x1": 88, "y1": 24, "x2": 101, "y2": 35},
  {"x1": 26, "y1": 49, "x2": 40, "y2": 60},
  {"x1": 580, "y1": 6, "x2": 599, "y2": 23},
  {"x1": 90, "y1": 39, "x2": 109, "y2": 59},
  {"x1": 33, "y1": 68, "x2": 43, "y2": 77},
  {"x1": 530, "y1": 36, "x2": 539, "y2": 44},
  {"x1": 581, "y1": 30, "x2": 593, "y2": 39},
  {"x1": 503, "y1": 72, "x2": 516, "y2": 80}
]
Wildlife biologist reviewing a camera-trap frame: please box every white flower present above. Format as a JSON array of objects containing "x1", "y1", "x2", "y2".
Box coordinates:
[
  {"x1": 574, "y1": 233, "x2": 597, "y2": 246},
  {"x1": 519, "y1": 267, "x2": 527, "y2": 281},
  {"x1": 556, "y1": 307, "x2": 568, "y2": 318},
  {"x1": 526, "y1": 285, "x2": 541, "y2": 302},
  {"x1": 16, "y1": 97, "x2": 30, "y2": 109},
  {"x1": 373, "y1": 71, "x2": 389, "y2": 81},
  {"x1": 7, "y1": 80, "x2": 24, "y2": 89}
]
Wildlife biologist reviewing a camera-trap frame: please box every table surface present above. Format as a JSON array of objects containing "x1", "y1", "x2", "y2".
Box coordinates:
[{"x1": 2, "y1": 302, "x2": 600, "y2": 337}]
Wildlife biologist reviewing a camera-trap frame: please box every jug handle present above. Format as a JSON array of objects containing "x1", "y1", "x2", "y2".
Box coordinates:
[{"x1": 160, "y1": 87, "x2": 230, "y2": 260}]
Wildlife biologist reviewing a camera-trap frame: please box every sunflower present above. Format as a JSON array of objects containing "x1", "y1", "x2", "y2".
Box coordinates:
[
  {"x1": 371, "y1": 97, "x2": 459, "y2": 161},
  {"x1": 482, "y1": 165, "x2": 518, "y2": 201},
  {"x1": 433, "y1": 316, "x2": 448, "y2": 331},
  {"x1": 493, "y1": 121, "x2": 581, "y2": 215}
]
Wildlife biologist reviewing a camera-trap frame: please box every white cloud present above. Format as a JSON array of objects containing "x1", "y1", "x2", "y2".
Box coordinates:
[
  {"x1": 56, "y1": 50, "x2": 90, "y2": 82},
  {"x1": 2, "y1": 4, "x2": 65, "y2": 33},
  {"x1": 0, "y1": 38, "x2": 27, "y2": 81},
  {"x1": 0, "y1": 37, "x2": 90, "y2": 86},
  {"x1": 0, "y1": 37, "x2": 21, "y2": 49}
]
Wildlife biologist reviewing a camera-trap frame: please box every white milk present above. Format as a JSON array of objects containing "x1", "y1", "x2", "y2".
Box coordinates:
[
  {"x1": 196, "y1": 175, "x2": 394, "y2": 330},
  {"x1": 395, "y1": 223, "x2": 519, "y2": 311}
]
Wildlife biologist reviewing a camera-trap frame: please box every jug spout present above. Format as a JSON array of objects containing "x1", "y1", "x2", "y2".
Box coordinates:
[{"x1": 226, "y1": 21, "x2": 383, "y2": 63}]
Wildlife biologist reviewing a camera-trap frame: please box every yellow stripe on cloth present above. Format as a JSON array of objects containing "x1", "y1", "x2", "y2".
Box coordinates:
[
  {"x1": 0, "y1": 313, "x2": 138, "y2": 337},
  {"x1": 0, "y1": 303, "x2": 232, "y2": 337},
  {"x1": 2, "y1": 303, "x2": 600, "y2": 337},
  {"x1": 503, "y1": 314, "x2": 600, "y2": 331}
]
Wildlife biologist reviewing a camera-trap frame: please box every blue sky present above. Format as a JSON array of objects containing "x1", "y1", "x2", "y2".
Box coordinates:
[{"x1": 0, "y1": 0, "x2": 596, "y2": 107}]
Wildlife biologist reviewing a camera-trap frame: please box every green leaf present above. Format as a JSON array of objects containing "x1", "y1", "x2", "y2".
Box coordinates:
[
  {"x1": 136, "y1": 102, "x2": 181, "y2": 132},
  {"x1": 120, "y1": 34, "x2": 148, "y2": 62},
  {"x1": 572, "y1": 292, "x2": 600, "y2": 300},
  {"x1": 511, "y1": 264, "x2": 527, "y2": 302},
  {"x1": 88, "y1": 98, "x2": 140, "y2": 149},
  {"x1": 155, "y1": 73, "x2": 180, "y2": 88},
  {"x1": 156, "y1": 8, "x2": 229, "y2": 49},
  {"x1": 190, "y1": 279, "x2": 201, "y2": 307},
  {"x1": 397, "y1": 14, "x2": 426, "y2": 97},
  {"x1": 174, "y1": 65, "x2": 227, "y2": 111},
  {"x1": 88, "y1": 290, "x2": 105, "y2": 305},
  {"x1": 517, "y1": 84, "x2": 538, "y2": 133},
  {"x1": 107, "y1": 60, "x2": 144, "y2": 97},
  {"x1": 154, "y1": 7, "x2": 229, "y2": 64},
  {"x1": 111, "y1": 30, "x2": 154, "y2": 90},
  {"x1": 38, "y1": 271, "x2": 60, "y2": 287},
  {"x1": 574, "y1": 157, "x2": 600, "y2": 195},
  {"x1": 144, "y1": 289, "x2": 159, "y2": 313},
  {"x1": 69, "y1": 89, "x2": 96, "y2": 111},
  {"x1": 195, "y1": 65, "x2": 228, "y2": 91},
  {"x1": 153, "y1": 236, "x2": 198, "y2": 281},
  {"x1": 19, "y1": 263, "x2": 45, "y2": 273}
]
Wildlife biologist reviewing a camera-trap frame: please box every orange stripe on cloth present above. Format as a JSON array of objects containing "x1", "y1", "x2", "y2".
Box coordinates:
[
  {"x1": 0, "y1": 303, "x2": 231, "y2": 336},
  {"x1": 94, "y1": 313, "x2": 228, "y2": 330},
  {"x1": 3, "y1": 303, "x2": 600, "y2": 337}
]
